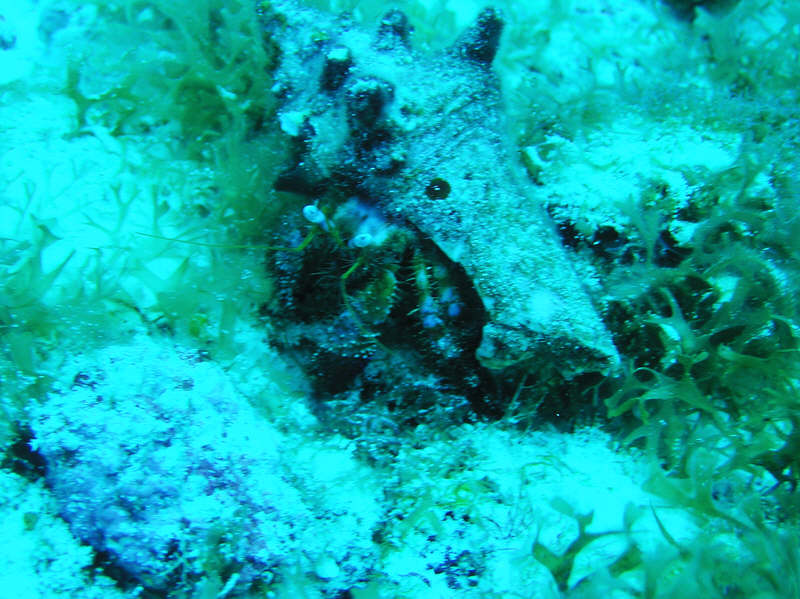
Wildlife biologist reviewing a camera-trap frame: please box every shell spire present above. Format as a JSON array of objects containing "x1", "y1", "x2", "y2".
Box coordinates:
[{"x1": 451, "y1": 8, "x2": 504, "y2": 65}]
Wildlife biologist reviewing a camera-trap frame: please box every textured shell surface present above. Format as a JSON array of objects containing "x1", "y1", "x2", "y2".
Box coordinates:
[{"x1": 260, "y1": 0, "x2": 618, "y2": 373}]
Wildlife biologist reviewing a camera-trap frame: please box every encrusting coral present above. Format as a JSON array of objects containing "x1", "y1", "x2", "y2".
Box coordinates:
[{"x1": 29, "y1": 336, "x2": 380, "y2": 597}]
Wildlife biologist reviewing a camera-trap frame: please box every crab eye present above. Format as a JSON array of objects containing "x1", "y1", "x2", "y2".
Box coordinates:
[{"x1": 425, "y1": 177, "x2": 451, "y2": 200}]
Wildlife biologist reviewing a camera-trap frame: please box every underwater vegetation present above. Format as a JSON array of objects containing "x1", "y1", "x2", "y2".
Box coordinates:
[{"x1": 0, "y1": 0, "x2": 799, "y2": 596}]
